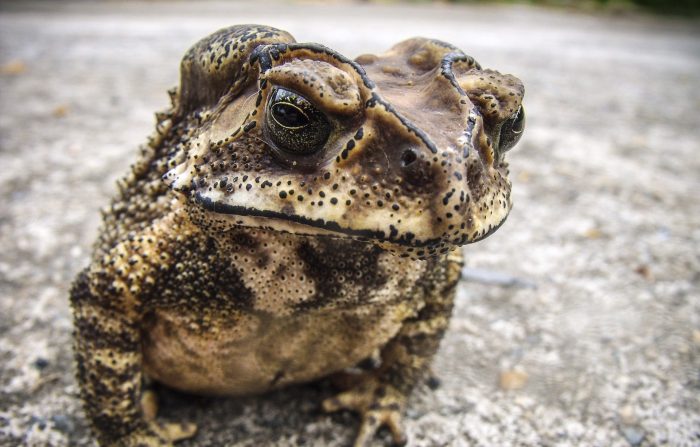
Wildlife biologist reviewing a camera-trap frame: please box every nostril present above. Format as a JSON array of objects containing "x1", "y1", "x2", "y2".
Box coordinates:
[{"x1": 401, "y1": 149, "x2": 417, "y2": 167}]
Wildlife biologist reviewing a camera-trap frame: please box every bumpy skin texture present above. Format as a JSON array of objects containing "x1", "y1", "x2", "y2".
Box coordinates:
[{"x1": 71, "y1": 25, "x2": 524, "y2": 446}]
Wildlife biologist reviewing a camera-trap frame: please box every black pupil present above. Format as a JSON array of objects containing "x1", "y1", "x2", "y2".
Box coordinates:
[{"x1": 272, "y1": 103, "x2": 309, "y2": 128}]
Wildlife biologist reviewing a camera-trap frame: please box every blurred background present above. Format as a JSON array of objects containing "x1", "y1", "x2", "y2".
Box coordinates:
[
  {"x1": 1, "y1": 1, "x2": 698, "y2": 446},
  {"x1": 444, "y1": 0, "x2": 700, "y2": 15}
]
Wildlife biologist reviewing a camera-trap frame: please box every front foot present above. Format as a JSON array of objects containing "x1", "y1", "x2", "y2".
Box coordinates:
[
  {"x1": 108, "y1": 420, "x2": 195, "y2": 447},
  {"x1": 121, "y1": 421, "x2": 195, "y2": 447},
  {"x1": 113, "y1": 427, "x2": 172, "y2": 447},
  {"x1": 119, "y1": 389, "x2": 198, "y2": 447},
  {"x1": 323, "y1": 377, "x2": 408, "y2": 447}
]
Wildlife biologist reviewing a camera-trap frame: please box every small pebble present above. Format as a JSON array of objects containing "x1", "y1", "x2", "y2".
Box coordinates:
[
  {"x1": 33, "y1": 358, "x2": 49, "y2": 370},
  {"x1": 52, "y1": 105, "x2": 69, "y2": 118},
  {"x1": 461, "y1": 267, "x2": 537, "y2": 289},
  {"x1": 618, "y1": 405, "x2": 637, "y2": 425},
  {"x1": 619, "y1": 425, "x2": 645, "y2": 446},
  {"x1": 499, "y1": 369, "x2": 528, "y2": 390},
  {"x1": 51, "y1": 414, "x2": 75, "y2": 434},
  {"x1": 426, "y1": 375, "x2": 441, "y2": 390},
  {"x1": 634, "y1": 265, "x2": 652, "y2": 279},
  {"x1": 583, "y1": 228, "x2": 603, "y2": 239}
]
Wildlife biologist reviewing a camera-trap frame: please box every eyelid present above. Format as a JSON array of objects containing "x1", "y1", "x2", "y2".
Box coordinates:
[
  {"x1": 271, "y1": 88, "x2": 303, "y2": 104},
  {"x1": 264, "y1": 59, "x2": 362, "y2": 116}
]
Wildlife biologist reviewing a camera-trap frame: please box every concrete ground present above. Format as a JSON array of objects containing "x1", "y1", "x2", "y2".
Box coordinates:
[{"x1": 0, "y1": 1, "x2": 698, "y2": 446}]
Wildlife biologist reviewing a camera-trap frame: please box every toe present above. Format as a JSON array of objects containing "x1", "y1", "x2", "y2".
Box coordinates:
[
  {"x1": 322, "y1": 388, "x2": 371, "y2": 414},
  {"x1": 385, "y1": 411, "x2": 407, "y2": 446},
  {"x1": 157, "y1": 421, "x2": 197, "y2": 442},
  {"x1": 353, "y1": 414, "x2": 381, "y2": 447},
  {"x1": 141, "y1": 390, "x2": 159, "y2": 421},
  {"x1": 353, "y1": 409, "x2": 407, "y2": 447}
]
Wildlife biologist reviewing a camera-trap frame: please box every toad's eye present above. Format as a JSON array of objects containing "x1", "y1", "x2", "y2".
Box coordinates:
[
  {"x1": 498, "y1": 106, "x2": 525, "y2": 153},
  {"x1": 265, "y1": 88, "x2": 331, "y2": 155}
]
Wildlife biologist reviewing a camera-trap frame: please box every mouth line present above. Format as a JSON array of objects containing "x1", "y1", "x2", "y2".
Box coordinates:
[{"x1": 194, "y1": 192, "x2": 440, "y2": 248}]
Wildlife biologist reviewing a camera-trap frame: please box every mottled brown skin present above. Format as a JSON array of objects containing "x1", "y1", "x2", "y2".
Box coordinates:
[{"x1": 71, "y1": 25, "x2": 524, "y2": 446}]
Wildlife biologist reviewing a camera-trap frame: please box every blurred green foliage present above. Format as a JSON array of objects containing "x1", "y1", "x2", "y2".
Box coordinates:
[
  {"x1": 630, "y1": 0, "x2": 700, "y2": 15},
  {"x1": 442, "y1": 0, "x2": 700, "y2": 15}
]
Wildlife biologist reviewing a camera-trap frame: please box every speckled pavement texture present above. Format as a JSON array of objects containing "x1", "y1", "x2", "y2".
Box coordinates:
[{"x1": 1, "y1": 1, "x2": 698, "y2": 446}]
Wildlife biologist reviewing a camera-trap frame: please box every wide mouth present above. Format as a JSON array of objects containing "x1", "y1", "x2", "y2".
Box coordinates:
[{"x1": 194, "y1": 192, "x2": 444, "y2": 249}]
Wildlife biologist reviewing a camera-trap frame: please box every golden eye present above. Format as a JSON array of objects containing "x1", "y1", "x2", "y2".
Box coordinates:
[{"x1": 265, "y1": 88, "x2": 331, "y2": 155}]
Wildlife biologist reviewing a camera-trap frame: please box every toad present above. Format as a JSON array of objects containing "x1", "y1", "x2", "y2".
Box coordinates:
[{"x1": 71, "y1": 24, "x2": 525, "y2": 446}]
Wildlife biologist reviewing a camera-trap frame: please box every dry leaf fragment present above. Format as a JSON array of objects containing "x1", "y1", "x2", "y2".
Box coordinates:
[{"x1": 1, "y1": 60, "x2": 27, "y2": 75}]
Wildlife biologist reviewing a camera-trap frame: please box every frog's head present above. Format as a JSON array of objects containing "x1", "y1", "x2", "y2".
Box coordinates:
[{"x1": 165, "y1": 25, "x2": 525, "y2": 259}]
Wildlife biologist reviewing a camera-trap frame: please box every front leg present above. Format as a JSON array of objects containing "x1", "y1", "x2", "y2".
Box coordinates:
[
  {"x1": 71, "y1": 210, "x2": 197, "y2": 446},
  {"x1": 323, "y1": 253, "x2": 463, "y2": 447}
]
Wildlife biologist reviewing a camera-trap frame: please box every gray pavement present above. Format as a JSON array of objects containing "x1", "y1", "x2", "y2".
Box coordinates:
[{"x1": 1, "y1": 1, "x2": 699, "y2": 446}]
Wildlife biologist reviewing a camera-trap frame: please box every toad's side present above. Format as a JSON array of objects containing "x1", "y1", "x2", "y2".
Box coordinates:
[{"x1": 71, "y1": 25, "x2": 525, "y2": 447}]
